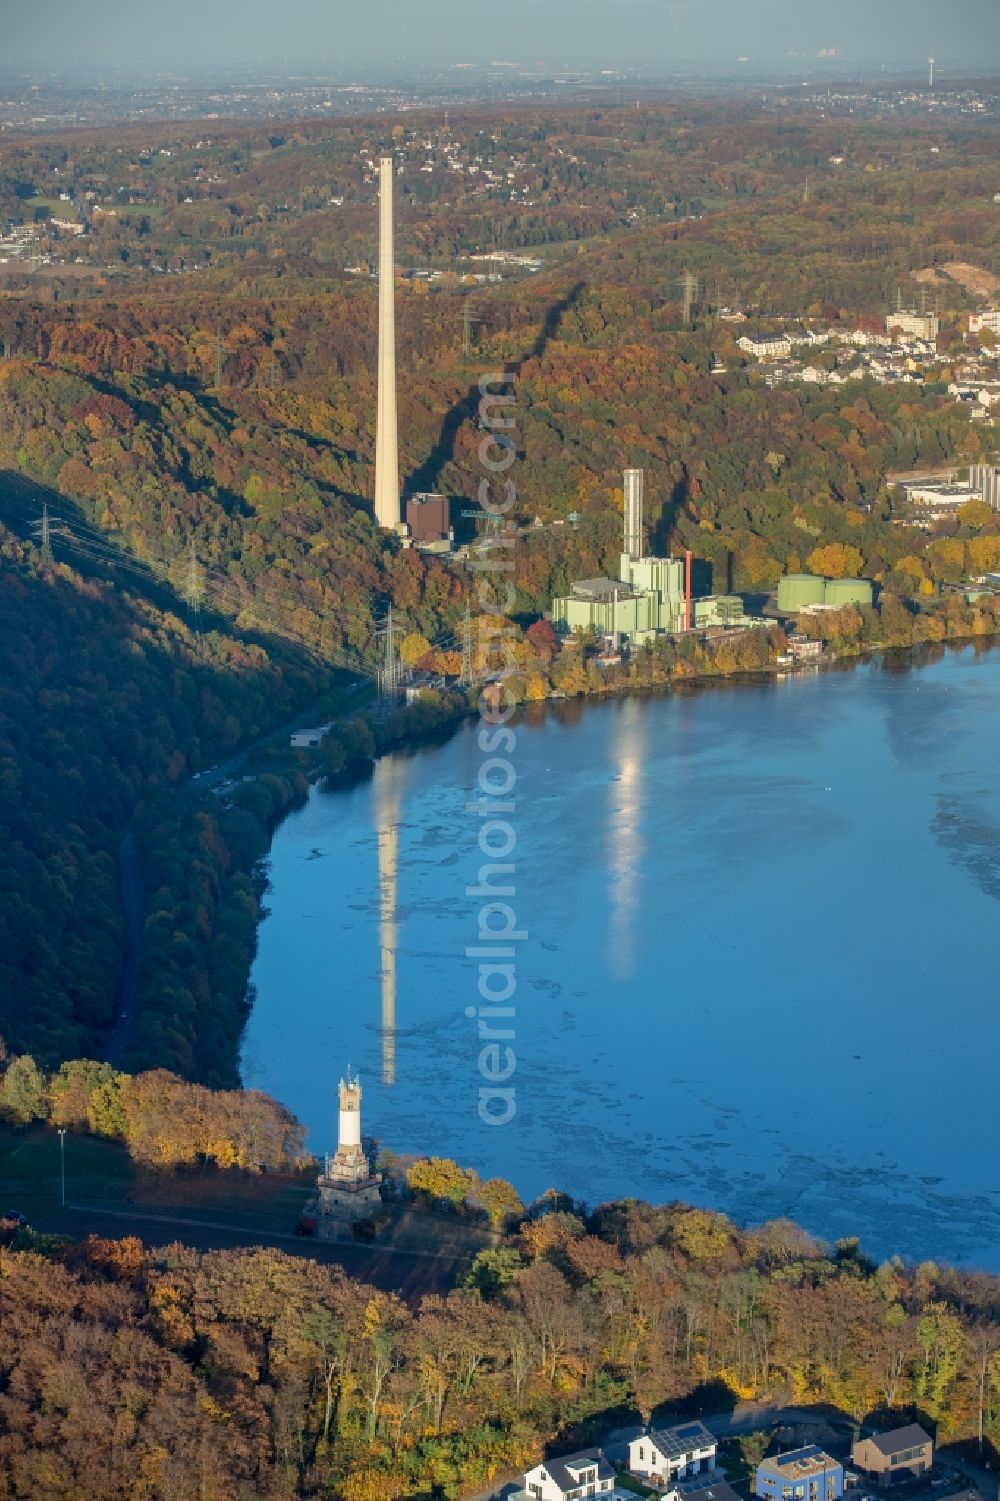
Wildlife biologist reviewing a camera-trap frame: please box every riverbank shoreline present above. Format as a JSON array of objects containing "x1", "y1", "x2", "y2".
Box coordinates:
[
  {"x1": 196, "y1": 617, "x2": 999, "y2": 1093},
  {"x1": 241, "y1": 634, "x2": 1000, "y2": 1271}
]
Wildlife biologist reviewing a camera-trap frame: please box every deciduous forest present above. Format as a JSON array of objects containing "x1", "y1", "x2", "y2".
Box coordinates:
[{"x1": 0, "y1": 1185, "x2": 999, "y2": 1500}]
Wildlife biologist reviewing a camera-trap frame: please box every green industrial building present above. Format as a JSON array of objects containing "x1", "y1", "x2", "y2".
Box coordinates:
[
  {"x1": 824, "y1": 577, "x2": 873, "y2": 607},
  {"x1": 693, "y1": 594, "x2": 755, "y2": 628},
  {"x1": 551, "y1": 550, "x2": 686, "y2": 643},
  {"x1": 776, "y1": 574, "x2": 828, "y2": 612},
  {"x1": 551, "y1": 467, "x2": 769, "y2": 645},
  {"x1": 776, "y1": 573, "x2": 873, "y2": 612}
]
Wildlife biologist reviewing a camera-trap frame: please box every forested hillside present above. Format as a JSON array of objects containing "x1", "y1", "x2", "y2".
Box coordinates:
[
  {"x1": 0, "y1": 1194, "x2": 998, "y2": 1500},
  {"x1": 0, "y1": 525, "x2": 315, "y2": 1076},
  {"x1": 1, "y1": 95, "x2": 999, "y2": 1084}
]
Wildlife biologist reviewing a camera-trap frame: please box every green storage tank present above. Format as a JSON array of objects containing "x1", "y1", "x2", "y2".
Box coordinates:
[
  {"x1": 824, "y1": 578, "x2": 873, "y2": 608},
  {"x1": 777, "y1": 573, "x2": 827, "y2": 611}
]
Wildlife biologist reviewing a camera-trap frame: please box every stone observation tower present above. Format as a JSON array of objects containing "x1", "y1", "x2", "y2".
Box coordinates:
[
  {"x1": 373, "y1": 155, "x2": 400, "y2": 529},
  {"x1": 315, "y1": 1071, "x2": 383, "y2": 1226}
]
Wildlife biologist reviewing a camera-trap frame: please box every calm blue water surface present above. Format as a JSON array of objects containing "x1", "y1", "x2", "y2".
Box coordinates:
[{"x1": 243, "y1": 645, "x2": 1000, "y2": 1268}]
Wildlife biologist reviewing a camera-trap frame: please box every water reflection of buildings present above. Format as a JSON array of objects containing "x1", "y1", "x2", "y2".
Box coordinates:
[
  {"x1": 374, "y1": 758, "x2": 404, "y2": 1085},
  {"x1": 608, "y1": 696, "x2": 644, "y2": 979}
]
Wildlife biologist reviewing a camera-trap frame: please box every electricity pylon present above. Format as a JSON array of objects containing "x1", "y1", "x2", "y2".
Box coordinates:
[
  {"x1": 182, "y1": 537, "x2": 205, "y2": 626},
  {"x1": 460, "y1": 603, "x2": 474, "y2": 684},
  {"x1": 377, "y1": 605, "x2": 401, "y2": 700},
  {"x1": 679, "y1": 269, "x2": 700, "y2": 325},
  {"x1": 31, "y1": 503, "x2": 53, "y2": 562}
]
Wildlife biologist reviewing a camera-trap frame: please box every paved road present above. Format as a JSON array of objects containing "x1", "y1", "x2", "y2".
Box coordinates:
[
  {"x1": 192, "y1": 678, "x2": 372, "y2": 790},
  {"x1": 949, "y1": 1453, "x2": 1000, "y2": 1501}
]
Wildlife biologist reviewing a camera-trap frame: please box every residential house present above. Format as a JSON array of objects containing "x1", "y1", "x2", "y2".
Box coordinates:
[
  {"x1": 676, "y1": 1475, "x2": 743, "y2": 1501},
  {"x1": 851, "y1": 1425, "x2": 933, "y2": 1484},
  {"x1": 738, "y1": 334, "x2": 793, "y2": 359},
  {"x1": 629, "y1": 1420, "x2": 718, "y2": 1486},
  {"x1": 755, "y1": 1447, "x2": 843, "y2": 1501},
  {"x1": 522, "y1": 1446, "x2": 617, "y2": 1500}
]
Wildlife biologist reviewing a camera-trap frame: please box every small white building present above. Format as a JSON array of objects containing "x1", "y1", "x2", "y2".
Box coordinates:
[
  {"x1": 969, "y1": 308, "x2": 1000, "y2": 336},
  {"x1": 290, "y1": 722, "x2": 333, "y2": 749},
  {"x1": 738, "y1": 334, "x2": 792, "y2": 360},
  {"x1": 903, "y1": 482, "x2": 978, "y2": 507},
  {"x1": 847, "y1": 329, "x2": 892, "y2": 349},
  {"x1": 885, "y1": 310, "x2": 939, "y2": 341},
  {"x1": 629, "y1": 1420, "x2": 718, "y2": 1487},
  {"x1": 522, "y1": 1447, "x2": 617, "y2": 1500}
]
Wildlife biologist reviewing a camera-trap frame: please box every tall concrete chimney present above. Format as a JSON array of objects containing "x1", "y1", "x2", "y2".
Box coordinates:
[
  {"x1": 623, "y1": 468, "x2": 644, "y2": 559},
  {"x1": 374, "y1": 155, "x2": 400, "y2": 529}
]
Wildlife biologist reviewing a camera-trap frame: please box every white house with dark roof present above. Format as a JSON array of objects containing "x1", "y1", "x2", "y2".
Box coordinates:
[
  {"x1": 629, "y1": 1420, "x2": 718, "y2": 1486},
  {"x1": 521, "y1": 1446, "x2": 617, "y2": 1500}
]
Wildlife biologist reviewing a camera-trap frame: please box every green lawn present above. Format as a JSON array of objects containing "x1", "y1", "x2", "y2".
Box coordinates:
[
  {"x1": 0, "y1": 1127, "x2": 490, "y2": 1277},
  {"x1": 0, "y1": 1125, "x2": 133, "y2": 1223},
  {"x1": 26, "y1": 197, "x2": 81, "y2": 220}
]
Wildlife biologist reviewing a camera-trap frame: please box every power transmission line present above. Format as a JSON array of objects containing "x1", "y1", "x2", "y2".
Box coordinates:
[
  {"x1": 32, "y1": 503, "x2": 53, "y2": 562},
  {"x1": 376, "y1": 605, "x2": 401, "y2": 700},
  {"x1": 182, "y1": 536, "x2": 205, "y2": 626},
  {"x1": 3, "y1": 491, "x2": 389, "y2": 677},
  {"x1": 460, "y1": 602, "x2": 473, "y2": 684},
  {"x1": 679, "y1": 269, "x2": 700, "y2": 325}
]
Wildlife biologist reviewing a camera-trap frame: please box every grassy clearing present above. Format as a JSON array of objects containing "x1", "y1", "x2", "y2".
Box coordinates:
[
  {"x1": 25, "y1": 197, "x2": 80, "y2": 220},
  {"x1": 0, "y1": 1125, "x2": 133, "y2": 1221},
  {"x1": 0, "y1": 1127, "x2": 492, "y2": 1270}
]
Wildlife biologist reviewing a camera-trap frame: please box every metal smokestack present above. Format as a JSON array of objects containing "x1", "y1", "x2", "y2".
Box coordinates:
[
  {"x1": 623, "y1": 468, "x2": 644, "y2": 559},
  {"x1": 374, "y1": 155, "x2": 400, "y2": 529},
  {"x1": 685, "y1": 549, "x2": 693, "y2": 631}
]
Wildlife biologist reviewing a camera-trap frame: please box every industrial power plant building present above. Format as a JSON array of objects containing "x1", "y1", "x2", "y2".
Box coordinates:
[
  {"x1": 776, "y1": 574, "x2": 873, "y2": 612},
  {"x1": 551, "y1": 469, "x2": 691, "y2": 642},
  {"x1": 552, "y1": 558, "x2": 687, "y2": 642},
  {"x1": 551, "y1": 468, "x2": 769, "y2": 643}
]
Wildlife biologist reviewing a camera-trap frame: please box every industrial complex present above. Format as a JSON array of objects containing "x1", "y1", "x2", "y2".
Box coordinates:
[{"x1": 550, "y1": 467, "x2": 759, "y2": 649}]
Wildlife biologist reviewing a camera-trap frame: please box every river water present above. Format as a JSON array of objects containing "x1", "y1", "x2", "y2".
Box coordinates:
[{"x1": 243, "y1": 645, "x2": 1000, "y2": 1268}]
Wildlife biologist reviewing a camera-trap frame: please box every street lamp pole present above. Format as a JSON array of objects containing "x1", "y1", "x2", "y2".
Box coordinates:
[{"x1": 57, "y1": 1129, "x2": 66, "y2": 1209}]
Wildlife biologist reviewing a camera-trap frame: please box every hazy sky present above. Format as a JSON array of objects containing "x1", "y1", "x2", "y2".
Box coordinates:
[{"x1": 5, "y1": 0, "x2": 999, "y2": 74}]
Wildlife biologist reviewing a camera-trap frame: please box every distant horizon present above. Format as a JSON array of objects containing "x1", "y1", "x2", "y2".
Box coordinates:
[
  {"x1": 5, "y1": 0, "x2": 999, "y2": 75},
  {"x1": 5, "y1": 59, "x2": 1000, "y2": 81}
]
